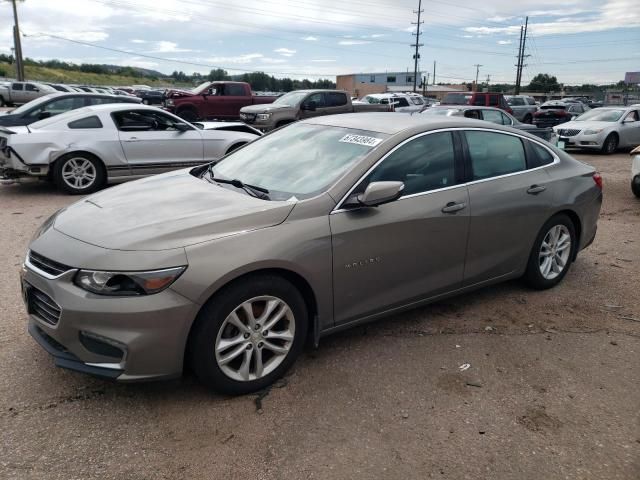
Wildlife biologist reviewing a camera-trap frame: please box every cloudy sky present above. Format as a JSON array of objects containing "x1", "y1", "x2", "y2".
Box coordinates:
[{"x1": 0, "y1": 0, "x2": 639, "y2": 84}]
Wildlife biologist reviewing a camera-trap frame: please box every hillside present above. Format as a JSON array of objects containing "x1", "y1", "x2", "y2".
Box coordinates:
[{"x1": 0, "y1": 62, "x2": 187, "y2": 87}]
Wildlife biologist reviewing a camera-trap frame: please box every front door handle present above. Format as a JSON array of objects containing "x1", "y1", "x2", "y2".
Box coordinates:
[
  {"x1": 441, "y1": 202, "x2": 467, "y2": 214},
  {"x1": 527, "y1": 184, "x2": 546, "y2": 194},
  {"x1": 123, "y1": 137, "x2": 139, "y2": 142}
]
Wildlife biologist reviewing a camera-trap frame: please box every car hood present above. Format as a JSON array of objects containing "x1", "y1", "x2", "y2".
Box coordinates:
[
  {"x1": 240, "y1": 104, "x2": 292, "y2": 114},
  {"x1": 554, "y1": 121, "x2": 614, "y2": 131},
  {"x1": 53, "y1": 169, "x2": 296, "y2": 251}
]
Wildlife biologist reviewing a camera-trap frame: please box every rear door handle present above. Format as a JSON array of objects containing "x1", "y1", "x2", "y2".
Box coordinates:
[
  {"x1": 441, "y1": 202, "x2": 467, "y2": 214},
  {"x1": 527, "y1": 184, "x2": 546, "y2": 194}
]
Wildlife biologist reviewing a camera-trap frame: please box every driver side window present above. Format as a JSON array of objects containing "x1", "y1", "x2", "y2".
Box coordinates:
[
  {"x1": 365, "y1": 132, "x2": 457, "y2": 196},
  {"x1": 112, "y1": 110, "x2": 192, "y2": 132},
  {"x1": 306, "y1": 92, "x2": 326, "y2": 108}
]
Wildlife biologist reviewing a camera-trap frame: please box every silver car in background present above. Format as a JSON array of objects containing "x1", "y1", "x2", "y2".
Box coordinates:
[
  {"x1": 0, "y1": 104, "x2": 259, "y2": 194},
  {"x1": 553, "y1": 106, "x2": 640, "y2": 154},
  {"x1": 22, "y1": 114, "x2": 602, "y2": 395},
  {"x1": 505, "y1": 95, "x2": 538, "y2": 123}
]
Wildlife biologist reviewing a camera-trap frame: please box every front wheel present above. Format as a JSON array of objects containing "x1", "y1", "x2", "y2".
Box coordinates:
[
  {"x1": 189, "y1": 275, "x2": 308, "y2": 395},
  {"x1": 53, "y1": 153, "x2": 106, "y2": 195},
  {"x1": 524, "y1": 214, "x2": 576, "y2": 290},
  {"x1": 632, "y1": 175, "x2": 640, "y2": 198},
  {"x1": 601, "y1": 134, "x2": 618, "y2": 155}
]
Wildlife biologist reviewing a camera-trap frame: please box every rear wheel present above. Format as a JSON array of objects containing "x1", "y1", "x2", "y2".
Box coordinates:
[
  {"x1": 189, "y1": 275, "x2": 308, "y2": 395},
  {"x1": 632, "y1": 175, "x2": 640, "y2": 198},
  {"x1": 53, "y1": 153, "x2": 106, "y2": 195},
  {"x1": 524, "y1": 214, "x2": 576, "y2": 290},
  {"x1": 601, "y1": 133, "x2": 618, "y2": 155}
]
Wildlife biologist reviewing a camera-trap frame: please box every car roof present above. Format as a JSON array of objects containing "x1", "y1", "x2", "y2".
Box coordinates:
[{"x1": 303, "y1": 112, "x2": 515, "y2": 135}]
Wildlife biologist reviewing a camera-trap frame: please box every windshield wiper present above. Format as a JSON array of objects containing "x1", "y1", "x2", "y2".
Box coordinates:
[{"x1": 209, "y1": 176, "x2": 270, "y2": 200}]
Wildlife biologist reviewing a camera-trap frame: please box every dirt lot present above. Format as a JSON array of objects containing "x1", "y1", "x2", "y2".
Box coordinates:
[{"x1": 0, "y1": 150, "x2": 638, "y2": 480}]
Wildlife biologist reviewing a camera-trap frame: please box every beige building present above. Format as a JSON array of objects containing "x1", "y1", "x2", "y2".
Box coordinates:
[{"x1": 337, "y1": 72, "x2": 467, "y2": 100}]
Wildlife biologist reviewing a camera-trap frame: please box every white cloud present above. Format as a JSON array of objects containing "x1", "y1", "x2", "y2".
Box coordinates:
[
  {"x1": 151, "y1": 41, "x2": 192, "y2": 53},
  {"x1": 205, "y1": 53, "x2": 264, "y2": 64},
  {"x1": 274, "y1": 48, "x2": 296, "y2": 57},
  {"x1": 526, "y1": 8, "x2": 592, "y2": 17},
  {"x1": 302, "y1": 36, "x2": 318, "y2": 41},
  {"x1": 498, "y1": 40, "x2": 512, "y2": 44},
  {"x1": 487, "y1": 15, "x2": 515, "y2": 22},
  {"x1": 130, "y1": 39, "x2": 147, "y2": 44},
  {"x1": 338, "y1": 40, "x2": 372, "y2": 45},
  {"x1": 311, "y1": 59, "x2": 337, "y2": 62}
]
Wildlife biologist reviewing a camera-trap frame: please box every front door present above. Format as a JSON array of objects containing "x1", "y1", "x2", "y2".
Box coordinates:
[
  {"x1": 461, "y1": 130, "x2": 554, "y2": 286},
  {"x1": 300, "y1": 92, "x2": 327, "y2": 119},
  {"x1": 331, "y1": 131, "x2": 469, "y2": 325},
  {"x1": 113, "y1": 109, "x2": 204, "y2": 175},
  {"x1": 619, "y1": 110, "x2": 640, "y2": 146}
]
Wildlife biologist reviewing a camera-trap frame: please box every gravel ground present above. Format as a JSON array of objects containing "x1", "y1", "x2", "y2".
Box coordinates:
[{"x1": 0, "y1": 150, "x2": 638, "y2": 480}]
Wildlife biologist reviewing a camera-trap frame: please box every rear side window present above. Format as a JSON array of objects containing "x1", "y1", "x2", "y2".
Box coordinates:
[
  {"x1": 508, "y1": 97, "x2": 525, "y2": 106},
  {"x1": 443, "y1": 93, "x2": 472, "y2": 105},
  {"x1": 368, "y1": 132, "x2": 457, "y2": 195},
  {"x1": 489, "y1": 95, "x2": 499, "y2": 106},
  {"x1": 12, "y1": 83, "x2": 24, "y2": 91},
  {"x1": 527, "y1": 142, "x2": 555, "y2": 168},
  {"x1": 480, "y1": 109, "x2": 505, "y2": 125},
  {"x1": 68, "y1": 116, "x2": 103, "y2": 129},
  {"x1": 224, "y1": 84, "x2": 246, "y2": 96},
  {"x1": 527, "y1": 97, "x2": 537, "y2": 105},
  {"x1": 472, "y1": 95, "x2": 486, "y2": 106},
  {"x1": 465, "y1": 131, "x2": 526, "y2": 180},
  {"x1": 327, "y1": 92, "x2": 348, "y2": 107}
]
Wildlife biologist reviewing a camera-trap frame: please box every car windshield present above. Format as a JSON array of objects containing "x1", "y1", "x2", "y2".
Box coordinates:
[
  {"x1": 191, "y1": 82, "x2": 212, "y2": 94},
  {"x1": 209, "y1": 123, "x2": 388, "y2": 200},
  {"x1": 574, "y1": 109, "x2": 625, "y2": 122},
  {"x1": 442, "y1": 93, "x2": 471, "y2": 105},
  {"x1": 272, "y1": 91, "x2": 309, "y2": 106},
  {"x1": 422, "y1": 108, "x2": 460, "y2": 116},
  {"x1": 10, "y1": 96, "x2": 52, "y2": 115}
]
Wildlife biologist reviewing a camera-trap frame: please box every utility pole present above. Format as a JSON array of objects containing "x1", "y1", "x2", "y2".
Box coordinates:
[
  {"x1": 432, "y1": 60, "x2": 436, "y2": 85},
  {"x1": 10, "y1": 0, "x2": 25, "y2": 81},
  {"x1": 515, "y1": 16, "x2": 529, "y2": 94},
  {"x1": 485, "y1": 74, "x2": 491, "y2": 88},
  {"x1": 410, "y1": 0, "x2": 424, "y2": 93},
  {"x1": 473, "y1": 64, "x2": 482, "y2": 91},
  {"x1": 422, "y1": 74, "x2": 428, "y2": 96}
]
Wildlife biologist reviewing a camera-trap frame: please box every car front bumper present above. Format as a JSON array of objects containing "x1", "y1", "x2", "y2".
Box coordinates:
[
  {"x1": 21, "y1": 255, "x2": 200, "y2": 381},
  {"x1": 554, "y1": 130, "x2": 608, "y2": 150}
]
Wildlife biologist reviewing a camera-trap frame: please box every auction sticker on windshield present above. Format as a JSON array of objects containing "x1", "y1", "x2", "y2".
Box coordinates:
[{"x1": 339, "y1": 134, "x2": 383, "y2": 147}]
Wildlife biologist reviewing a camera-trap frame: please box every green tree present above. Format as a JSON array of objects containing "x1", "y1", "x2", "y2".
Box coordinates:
[
  {"x1": 526, "y1": 73, "x2": 561, "y2": 93},
  {"x1": 207, "y1": 68, "x2": 229, "y2": 81}
]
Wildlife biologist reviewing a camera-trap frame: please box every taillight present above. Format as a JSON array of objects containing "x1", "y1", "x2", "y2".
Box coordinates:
[{"x1": 593, "y1": 172, "x2": 603, "y2": 190}]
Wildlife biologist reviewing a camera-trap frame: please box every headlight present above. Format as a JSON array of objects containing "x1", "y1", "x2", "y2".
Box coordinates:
[
  {"x1": 165, "y1": 99, "x2": 174, "y2": 106},
  {"x1": 256, "y1": 113, "x2": 271, "y2": 121},
  {"x1": 74, "y1": 266, "x2": 186, "y2": 296},
  {"x1": 583, "y1": 129, "x2": 603, "y2": 135}
]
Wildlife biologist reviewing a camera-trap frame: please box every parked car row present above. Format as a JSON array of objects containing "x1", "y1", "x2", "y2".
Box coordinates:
[{"x1": 0, "y1": 81, "x2": 142, "y2": 106}]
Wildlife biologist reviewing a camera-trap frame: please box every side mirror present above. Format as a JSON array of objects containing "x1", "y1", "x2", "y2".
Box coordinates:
[
  {"x1": 173, "y1": 122, "x2": 190, "y2": 132},
  {"x1": 302, "y1": 100, "x2": 317, "y2": 111},
  {"x1": 345, "y1": 181, "x2": 404, "y2": 208},
  {"x1": 33, "y1": 88, "x2": 40, "y2": 92},
  {"x1": 623, "y1": 118, "x2": 636, "y2": 123},
  {"x1": 37, "y1": 111, "x2": 51, "y2": 120}
]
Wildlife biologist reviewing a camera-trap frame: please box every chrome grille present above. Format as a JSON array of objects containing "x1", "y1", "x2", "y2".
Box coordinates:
[
  {"x1": 557, "y1": 129, "x2": 581, "y2": 137},
  {"x1": 27, "y1": 286, "x2": 61, "y2": 325},
  {"x1": 28, "y1": 251, "x2": 72, "y2": 277}
]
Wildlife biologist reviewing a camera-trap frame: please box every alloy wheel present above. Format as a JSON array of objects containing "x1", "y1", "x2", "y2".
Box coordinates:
[
  {"x1": 61, "y1": 157, "x2": 97, "y2": 190},
  {"x1": 538, "y1": 225, "x2": 571, "y2": 280},
  {"x1": 214, "y1": 296, "x2": 295, "y2": 382}
]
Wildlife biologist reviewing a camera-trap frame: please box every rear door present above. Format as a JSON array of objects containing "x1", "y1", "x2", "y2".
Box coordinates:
[
  {"x1": 24, "y1": 84, "x2": 42, "y2": 102},
  {"x1": 462, "y1": 129, "x2": 555, "y2": 286},
  {"x1": 324, "y1": 92, "x2": 351, "y2": 115},
  {"x1": 11, "y1": 83, "x2": 25, "y2": 103},
  {"x1": 218, "y1": 83, "x2": 251, "y2": 119},
  {"x1": 113, "y1": 109, "x2": 204, "y2": 175},
  {"x1": 330, "y1": 131, "x2": 469, "y2": 324}
]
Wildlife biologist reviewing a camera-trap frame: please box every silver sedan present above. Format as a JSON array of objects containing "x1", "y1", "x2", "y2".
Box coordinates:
[
  {"x1": 23, "y1": 114, "x2": 602, "y2": 394},
  {"x1": 553, "y1": 106, "x2": 640, "y2": 154}
]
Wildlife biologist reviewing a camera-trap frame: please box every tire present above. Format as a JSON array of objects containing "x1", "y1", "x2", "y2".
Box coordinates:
[
  {"x1": 523, "y1": 214, "x2": 576, "y2": 290},
  {"x1": 177, "y1": 108, "x2": 198, "y2": 122},
  {"x1": 600, "y1": 133, "x2": 618, "y2": 155},
  {"x1": 0, "y1": 96, "x2": 5, "y2": 107},
  {"x1": 142, "y1": 99, "x2": 150, "y2": 105},
  {"x1": 632, "y1": 175, "x2": 640, "y2": 198},
  {"x1": 226, "y1": 142, "x2": 246, "y2": 155},
  {"x1": 189, "y1": 274, "x2": 308, "y2": 395},
  {"x1": 53, "y1": 153, "x2": 106, "y2": 195},
  {"x1": 523, "y1": 113, "x2": 533, "y2": 124}
]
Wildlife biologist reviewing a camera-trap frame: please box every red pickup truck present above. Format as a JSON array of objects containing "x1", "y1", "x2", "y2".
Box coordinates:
[{"x1": 164, "y1": 81, "x2": 277, "y2": 121}]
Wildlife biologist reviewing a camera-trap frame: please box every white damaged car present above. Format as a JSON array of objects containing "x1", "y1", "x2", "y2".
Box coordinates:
[{"x1": 0, "y1": 104, "x2": 259, "y2": 194}]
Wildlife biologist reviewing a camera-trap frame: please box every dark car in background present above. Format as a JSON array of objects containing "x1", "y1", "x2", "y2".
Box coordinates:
[
  {"x1": 136, "y1": 89, "x2": 166, "y2": 105},
  {"x1": 0, "y1": 92, "x2": 141, "y2": 127},
  {"x1": 533, "y1": 101, "x2": 589, "y2": 128}
]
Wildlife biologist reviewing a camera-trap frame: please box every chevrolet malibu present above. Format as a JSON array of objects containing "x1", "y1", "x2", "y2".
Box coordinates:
[{"x1": 22, "y1": 114, "x2": 602, "y2": 395}]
